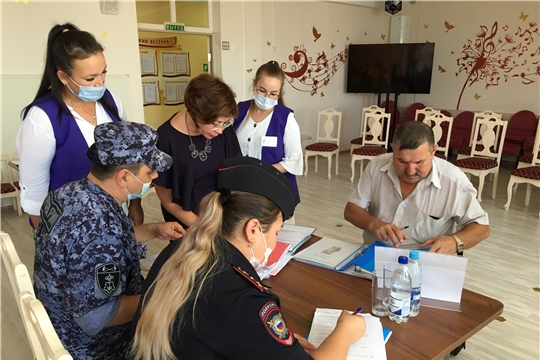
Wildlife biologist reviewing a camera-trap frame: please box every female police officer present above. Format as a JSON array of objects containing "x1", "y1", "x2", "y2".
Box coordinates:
[{"x1": 131, "y1": 156, "x2": 366, "y2": 360}]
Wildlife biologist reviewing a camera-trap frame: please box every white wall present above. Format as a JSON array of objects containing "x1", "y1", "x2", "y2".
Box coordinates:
[
  {"x1": 220, "y1": 1, "x2": 392, "y2": 149},
  {"x1": 1, "y1": 0, "x2": 144, "y2": 155}
]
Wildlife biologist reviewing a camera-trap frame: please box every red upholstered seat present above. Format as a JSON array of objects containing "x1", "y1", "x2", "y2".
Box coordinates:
[
  {"x1": 305, "y1": 142, "x2": 338, "y2": 152},
  {"x1": 1, "y1": 183, "x2": 17, "y2": 194},
  {"x1": 510, "y1": 166, "x2": 540, "y2": 180},
  {"x1": 352, "y1": 146, "x2": 387, "y2": 157},
  {"x1": 453, "y1": 157, "x2": 498, "y2": 170},
  {"x1": 450, "y1": 111, "x2": 474, "y2": 150},
  {"x1": 350, "y1": 137, "x2": 363, "y2": 145},
  {"x1": 434, "y1": 152, "x2": 446, "y2": 160},
  {"x1": 518, "y1": 154, "x2": 533, "y2": 164}
]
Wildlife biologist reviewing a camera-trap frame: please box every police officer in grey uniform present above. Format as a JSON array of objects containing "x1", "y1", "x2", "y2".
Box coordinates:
[
  {"x1": 34, "y1": 121, "x2": 184, "y2": 359},
  {"x1": 131, "y1": 156, "x2": 366, "y2": 360}
]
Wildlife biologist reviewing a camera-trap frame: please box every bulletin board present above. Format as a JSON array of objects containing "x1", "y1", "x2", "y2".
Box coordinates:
[
  {"x1": 139, "y1": 36, "x2": 191, "y2": 106},
  {"x1": 137, "y1": 31, "x2": 210, "y2": 129}
]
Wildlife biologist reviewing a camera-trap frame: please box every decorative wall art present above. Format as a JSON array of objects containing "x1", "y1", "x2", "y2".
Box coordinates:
[{"x1": 455, "y1": 20, "x2": 539, "y2": 109}]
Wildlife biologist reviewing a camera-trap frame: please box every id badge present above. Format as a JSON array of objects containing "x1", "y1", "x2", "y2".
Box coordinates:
[{"x1": 261, "y1": 136, "x2": 278, "y2": 147}]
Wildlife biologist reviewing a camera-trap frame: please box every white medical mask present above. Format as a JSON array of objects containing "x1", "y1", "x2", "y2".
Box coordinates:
[
  {"x1": 125, "y1": 171, "x2": 152, "y2": 200},
  {"x1": 253, "y1": 92, "x2": 278, "y2": 110},
  {"x1": 66, "y1": 76, "x2": 107, "y2": 102},
  {"x1": 249, "y1": 225, "x2": 273, "y2": 271}
]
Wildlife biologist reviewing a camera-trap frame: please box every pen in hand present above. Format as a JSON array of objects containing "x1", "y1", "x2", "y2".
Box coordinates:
[
  {"x1": 398, "y1": 226, "x2": 409, "y2": 231},
  {"x1": 352, "y1": 307, "x2": 363, "y2": 315}
]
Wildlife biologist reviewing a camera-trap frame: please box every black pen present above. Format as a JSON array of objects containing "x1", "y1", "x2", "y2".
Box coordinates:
[{"x1": 399, "y1": 226, "x2": 409, "y2": 230}]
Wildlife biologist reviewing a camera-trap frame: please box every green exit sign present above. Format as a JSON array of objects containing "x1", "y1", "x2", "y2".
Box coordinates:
[{"x1": 164, "y1": 22, "x2": 185, "y2": 31}]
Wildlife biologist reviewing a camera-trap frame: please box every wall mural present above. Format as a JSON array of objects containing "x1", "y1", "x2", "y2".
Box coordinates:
[{"x1": 455, "y1": 17, "x2": 539, "y2": 109}]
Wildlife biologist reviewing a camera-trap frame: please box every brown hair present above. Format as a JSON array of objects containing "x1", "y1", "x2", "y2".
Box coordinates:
[{"x1": 184, "y1": 74, "x2": 238, "y2": 124}]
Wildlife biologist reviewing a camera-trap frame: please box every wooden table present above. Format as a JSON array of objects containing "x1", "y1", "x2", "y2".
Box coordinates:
[{"x1": 266, "y1": 237, "x2": 503, "y2": 360}]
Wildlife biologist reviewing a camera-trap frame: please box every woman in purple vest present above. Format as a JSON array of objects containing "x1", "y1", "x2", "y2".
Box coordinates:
[
  {"x1": 233, "y1": 61, "x2": 303, "y2": 205},
  {"x1": 16, "y1": 23, "x2": 143, "y2": 228}
]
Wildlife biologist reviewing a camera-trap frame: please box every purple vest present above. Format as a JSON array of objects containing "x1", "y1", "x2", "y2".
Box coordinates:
[
  {"x1": 234, "y1": 100, "x2": 299, "y2": 199},
  {"x1": 23, "y1": 90, "x2": 120, "y2": 190}
]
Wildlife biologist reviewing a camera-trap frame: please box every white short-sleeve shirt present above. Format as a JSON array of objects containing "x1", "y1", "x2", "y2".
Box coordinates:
[
  {"x1": 235, "y1": 111, "x2": 303, "y2": 176},
  {"x1": 348, "y1": 153, "x2": 489, "y2": 246}
]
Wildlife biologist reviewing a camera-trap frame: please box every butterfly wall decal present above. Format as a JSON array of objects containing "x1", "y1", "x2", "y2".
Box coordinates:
[
  {"x1": 444, "y1": 21, "x2": 455, "y2": 32},
  {"x1": 312, "y1": 26, "x2": 322, "y2": 42}
]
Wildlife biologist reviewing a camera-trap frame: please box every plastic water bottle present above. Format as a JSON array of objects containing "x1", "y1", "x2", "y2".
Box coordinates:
[
  {"x1": 408, "y1": 250, "x2": 422, "y2": 317},
  {"x1": 388, "y1": 256, "x2": 412, "y2": 323}
]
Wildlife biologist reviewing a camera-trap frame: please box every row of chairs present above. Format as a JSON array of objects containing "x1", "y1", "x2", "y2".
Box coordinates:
[
  {"x1": 1, "y1": 153, "x2": 22, "y2": 216},
  {"x1": 302, "y1": 106, "x2": 540, "y2": 216},
  {"x1": 1, "y1": 231, "x2": 72, "y2": 359}
]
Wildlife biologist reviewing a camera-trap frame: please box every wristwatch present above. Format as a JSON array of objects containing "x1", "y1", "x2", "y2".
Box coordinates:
[{"x1": 451, "y1": 234, "x2": 464, "y2": 255}]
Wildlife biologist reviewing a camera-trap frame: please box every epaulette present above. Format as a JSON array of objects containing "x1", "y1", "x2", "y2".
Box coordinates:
[{"x1": 232, "y1": 266, "x2": 270, "y2": 293}]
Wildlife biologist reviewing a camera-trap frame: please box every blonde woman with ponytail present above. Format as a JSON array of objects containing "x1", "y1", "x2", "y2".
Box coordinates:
[{"x1": 132, "y1": 157, "x2": 366, "y2": 360}]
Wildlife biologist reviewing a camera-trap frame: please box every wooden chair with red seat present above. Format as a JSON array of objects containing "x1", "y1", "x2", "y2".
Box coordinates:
[
  {"x1": 350, "y1": 105, "x2": 381, "y2": 155},
  {"x1": 401, "y1": 102, "x2": 425, "y2": 124},
  {"x1": 304, "y1": 108, "x2": 342, "y2": 179},
  {"x1": 453, "y1": 117, "x2": 508, "y2": 202},
  {"x1": 1, "y1": 153, "x2": 22, "y2": 216},
  {"x1": 504, "y1": 119, "x2": 540, "y2": 217},
  {"x1": 503, "y1": 110, "x2": 538, "y2": 161},
  {"x1": 350, "y1": 107, "x2": 391, "y2": 183},
  {"x1": 419, "y1": 112, "x2": 454, "y2": 160},
  {"x1": 456, "y1": 110, "x2": 502, "y2": 160}
]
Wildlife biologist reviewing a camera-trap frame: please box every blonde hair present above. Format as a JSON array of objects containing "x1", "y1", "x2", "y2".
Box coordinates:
[{"x1": 131, "y1": 190, "x2": 280, "y2": 360}]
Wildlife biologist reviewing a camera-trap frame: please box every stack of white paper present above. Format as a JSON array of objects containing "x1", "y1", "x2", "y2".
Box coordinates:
[
  {"x1": 308, "y1": 308, "x2": 387, "y2": 360},
  {"x1": 277, "y1": 224, "x2": 317, "y2": 254}
]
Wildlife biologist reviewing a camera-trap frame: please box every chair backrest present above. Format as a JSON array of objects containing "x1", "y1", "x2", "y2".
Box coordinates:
[
  {"x1": 380, "y1": 100, "x2": 401, "y2": 125},
  {"x1": 415, "y1": 107, "x2": 441, "y2": 122},
  {"x1": 403, "y1": 102, "x2": 425, "y2": 123},
  {"x1": 423, "y1": 112, "x2": 454, "y2": 159},
  {"x1": 470, "y1": 117, "x2": 508, "y2": 164},
  {"x1": 530, "y1": 119, "x2": 540, "y2": 167},
  {"x1": 360, "y1": 106, "x2": 391, "y2": 148},
  {"x1": 315, "y1": 108, "x2": 342, "y2": 145},
  {"x1": 359, "y1": 105, "x2": 383, "y2": 137},
  {"x1": 0, "y1": 232, "x2": 34, "y2": 299},
  {"x1": 471, "y1": 110, "x2": 502, "y2": 146},
  {"x1": 20, "y1": 293, "x2": 73, "y2": 360},
  {"x1": 449, "y1": 111, "x2": 474, "y2": 149}
]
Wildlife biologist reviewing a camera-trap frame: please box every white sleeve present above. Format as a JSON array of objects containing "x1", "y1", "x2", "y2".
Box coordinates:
[
  {"x1": 280, "y1": 112, "x2": 304, "y2": 175},
  {"x1": 15, "y1": 107, "x2": 56, "y2": 216}
]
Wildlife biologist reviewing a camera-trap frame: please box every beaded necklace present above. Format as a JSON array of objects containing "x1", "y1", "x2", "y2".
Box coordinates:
[{"x1": 185, "y1": 112, "x2": 212, "y2": 161}]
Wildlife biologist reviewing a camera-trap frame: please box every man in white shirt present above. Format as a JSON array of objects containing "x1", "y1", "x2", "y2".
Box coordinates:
[{"x1": 344, "y1": 121, "x2": 489, "y2": 254}]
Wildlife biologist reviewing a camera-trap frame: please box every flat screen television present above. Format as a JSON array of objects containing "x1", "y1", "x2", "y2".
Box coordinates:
[{"x1": 346, "y1": 43, "x2": 435, "y2": 94}]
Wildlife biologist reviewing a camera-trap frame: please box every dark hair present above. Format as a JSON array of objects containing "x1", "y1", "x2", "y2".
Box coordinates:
[
  {"x1": 184, "y1": 74, "x2": 238, "y2": 125},
  {"x1": 392, "y1": 121, "x2": 435, "y2": 151},
  {"x1": 22, "y1": 23, "x2": 120, "y2": 122},
  {"x1": 87, "y1": 144, "x2": 142, "y2": 180},
  {"x1": 253, "y1": 60, "x2": 286, "y2": 105}
]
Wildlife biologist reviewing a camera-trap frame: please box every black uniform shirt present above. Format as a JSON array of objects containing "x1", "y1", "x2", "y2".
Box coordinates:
[{"x1": 134, "y1": 238, "x2": 313, "y2": 360}]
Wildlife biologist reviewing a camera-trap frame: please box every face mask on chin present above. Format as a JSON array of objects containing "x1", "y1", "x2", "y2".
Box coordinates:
[
  {"x1": 249, "y1": 224, "x2": 273, "y2": 271},
  {"x1": 252, "y1": 92, "x2": 278, "y2": 111},
  {"x1": 125, "y1": 171, "x2": 152, "y2": 200},
  {"x1": 66, "y1": 75, "x2": 107, "y2": 102}
]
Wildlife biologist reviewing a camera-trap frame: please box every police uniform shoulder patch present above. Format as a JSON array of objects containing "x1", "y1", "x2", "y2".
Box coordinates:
[
  {"x1": 40, "y1": 190, "x2": 63, "y2": 233},
  {"x1": 95, "y1": 263, "x2": 121, "y2": 296},
  {"x1": 232, "y1": 266, "x2": 270, "y2": 293},
  {"x1": 259, "y1": 301, "x2": 294, "y2": 346}
]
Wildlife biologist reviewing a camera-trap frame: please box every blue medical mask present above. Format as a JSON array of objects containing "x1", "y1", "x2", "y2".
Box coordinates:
[
  {"x1": 66, "y1": 76, "x2": 107, "y2": 102},
  {"x1": 125, "y1": 171, "x2": 152, "y2": 200},
  {"x1": 253, "y1": 92, "x2": 278, "y2": 111},
  {"x1": 250, "y1": 225, "x2": 273, "y2": 271}
]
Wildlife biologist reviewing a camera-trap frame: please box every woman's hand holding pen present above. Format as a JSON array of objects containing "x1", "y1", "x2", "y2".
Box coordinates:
[
  {"x1": 369, "y1": 219, "x2": 409, "y2": 246},
  {"x1": 336, "y1": 309, "x2": 366, "y2": 345}
]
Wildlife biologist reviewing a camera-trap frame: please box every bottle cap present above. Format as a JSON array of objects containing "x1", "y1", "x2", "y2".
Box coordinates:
[
  {"x1": 398, "y1": 255, "x2": 408, "y2": 264},
  {"x1": 409, "y1": 250, "x2": 420, "y2": 260}
]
